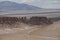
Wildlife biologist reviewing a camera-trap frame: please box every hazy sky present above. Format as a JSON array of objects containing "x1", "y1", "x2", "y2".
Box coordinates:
[{"x1": 0, "y1": 0, "x2": 60, "y2": 9}]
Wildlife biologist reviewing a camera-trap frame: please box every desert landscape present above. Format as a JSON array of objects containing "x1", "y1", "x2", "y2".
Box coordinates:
[
  {"x1": 0, "y1": 10, "x2": 59, "y2": 40},
  {"x1": 0, "y1": 20, "x2": 60, "y2": 40},
  {"x1": 0, "y1": 0, "x2": 60, "y2": 40},
  {"x1": 0, "y1": 15, "x2": 59, "y2": 40}
]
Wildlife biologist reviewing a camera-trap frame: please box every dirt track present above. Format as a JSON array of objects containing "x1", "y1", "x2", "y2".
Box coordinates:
[{"x1": 0, "y1": 21, "x2": 60, "y2": 40}]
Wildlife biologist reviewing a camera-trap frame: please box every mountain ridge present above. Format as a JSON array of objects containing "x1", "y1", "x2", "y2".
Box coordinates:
[{"x1": 0, "y1": 1, "x2": 41, "y2": 11}]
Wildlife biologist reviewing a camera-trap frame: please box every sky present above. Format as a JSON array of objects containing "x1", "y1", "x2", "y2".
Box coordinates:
[{"x1": 0, "y1": 0, "x2": 60, "y2": 9}]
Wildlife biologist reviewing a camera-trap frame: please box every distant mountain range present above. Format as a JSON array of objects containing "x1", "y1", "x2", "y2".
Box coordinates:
[{"x1": 0, "y1": 1, "x2": 42, "y2": 11}]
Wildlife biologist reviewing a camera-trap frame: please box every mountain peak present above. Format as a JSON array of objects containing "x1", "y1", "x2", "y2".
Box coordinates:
[
  {"x1": 0, "y1": 1, "x2": 41, "y2": 11},
  {"x1": 0, "y1": 1, "x2": 16, "y2": 3}
]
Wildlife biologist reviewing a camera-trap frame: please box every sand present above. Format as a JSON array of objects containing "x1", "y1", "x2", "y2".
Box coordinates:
[{"x1": 0, "y1": 21, "x2": 60, "y2": 40}]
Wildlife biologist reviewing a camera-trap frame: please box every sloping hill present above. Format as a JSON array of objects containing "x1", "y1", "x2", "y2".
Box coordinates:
[{"x1": 0, "y1": 1, "x2": 41, "y2": 11}]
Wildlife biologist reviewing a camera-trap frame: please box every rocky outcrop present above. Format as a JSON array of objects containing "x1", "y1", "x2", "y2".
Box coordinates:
[{"x1": 0, "y1": 17, "x2": 53, "y2": 25}]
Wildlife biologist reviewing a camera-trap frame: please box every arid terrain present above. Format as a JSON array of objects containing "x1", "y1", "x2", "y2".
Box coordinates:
[
  {"x1": 0, "y1": 1, "x2": 60, "y2": 40},
  {"x1": 0, "y1": 21, "x2": 60, "y2": 40}
]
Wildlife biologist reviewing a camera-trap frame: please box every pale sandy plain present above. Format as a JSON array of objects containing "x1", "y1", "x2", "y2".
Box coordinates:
[{"x1": 0, "y1": 21, "x2": 60, "y2": 40}]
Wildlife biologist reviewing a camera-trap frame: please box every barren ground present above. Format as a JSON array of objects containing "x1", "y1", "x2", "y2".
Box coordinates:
[{"x1": 0, "y1": 21, "x2": 60, "y2": 40}]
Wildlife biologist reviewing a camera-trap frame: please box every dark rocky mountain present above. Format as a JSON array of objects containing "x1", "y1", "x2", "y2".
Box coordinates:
[{"x1": 0, "y1": 1, "x2": 41, "y2": 11}]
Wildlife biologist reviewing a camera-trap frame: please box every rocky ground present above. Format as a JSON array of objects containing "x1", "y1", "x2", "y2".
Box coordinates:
[{"x1": 0, "y1": 21, "x2": 60, "y2": 40}]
